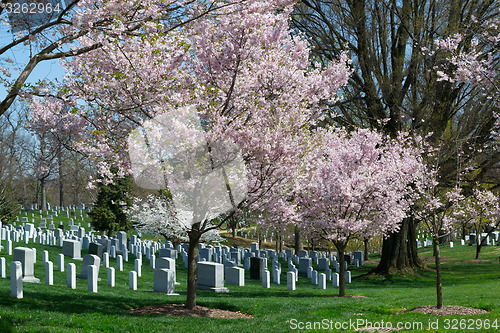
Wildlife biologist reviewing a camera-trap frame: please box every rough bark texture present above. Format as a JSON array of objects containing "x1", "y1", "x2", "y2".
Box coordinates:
[
  {"x1": 474, "y1": 223, "x2": 499, "y2": 259},
  {"x1": 363, "y1": 238, "x2": 369, "y2": 260},
  {"x1": 58, "y1": 152, "x2": 64, "y2": 207},
  {"x1": 186, "y1": 222, "x2": 201, "y2": 310},
  {"x1": 337, "y1": 245, "x2": 346, "y2": 297},
  {"x1": 373, "y1": 217, "x2": 422, "y2": 274},
  {"x1": 294, "y1": 228, "x2": 303, "y2": 253},
  {"x1": 40, "y1": 178, "x2": 47, "y2": 211},
  {"x1": 433, "y1": 236, "x2": 443, "y2": 309}
]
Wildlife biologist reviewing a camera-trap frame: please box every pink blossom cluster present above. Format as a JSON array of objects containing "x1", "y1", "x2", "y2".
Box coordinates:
[
  {"x1": 431, "y1": 12, "x2": 499, "y2": 93},
  {"x1": 28, "y1": 0, "x2": 352, "y2": 210},
  {"x1": 453, "y1": 187, "x2": 500, "y2": 230},
  {"x1": 291, "y1": 128, "x2": 426, "y2": 244}
]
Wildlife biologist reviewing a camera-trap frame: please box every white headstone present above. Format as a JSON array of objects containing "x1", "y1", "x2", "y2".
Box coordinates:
[
  {"x1": 134, "y1": 259, "x2": 141, "y2": 277},
  {"x1": 129, "y1": 271, "x2": 137, "y2": 290},
  {"x1": 332, "y1": 273, "x2": 339, "y2": 287},
  {"x1": 150, "y1": 254, "x2": 156, "y2": 269},
  {"x1": 78, "y1": 254, "x2": 101, "y2": 279},
  {"x1": 307, "y1": 266, "x2": 313, "y2": 278},
  {"x1": 11, "y1": 261, "x2": 23, "y2": 298},
  {"x1": 42, "y1": 250, "x2": 49, "y2": 265},
  {"x1": 225, "y1": 266, "x2": 245, "y2": 286},
  {"x1": 62, "y1": 240, "x2": 82, "y2": 259},
  {"x1": 197, "y1": 262, "x2": 228, "y2": 292},
  {"x1": 299, "y1": 257, "x2": 312, "y2": 275},
  {"x1": 287, "y1": 271, "x2": 296, "y2": 290},
  {"x1": 262, "y1": 270, "x2": 270, "y2": 288},
  {"x1": 318, "y1": 273, "x2": 326, "y2": 289},
  {"x1": 311, "y1": 270, "x2": 318, "y2": 284},
  {"x1": 325, "y1": 268, "x2": 332, "y2": 281},
  {"x1": 45, "y1": 261, "x2": 53, "y2": 285},
  {"x1": 58, "y1": 254, "x2": 64, "y2": 272},
  {"x1": 88, "y1": 265, "x2": 98, "y2": 293},
  {"x1": 103, "y1": 252, "x2": 109, "y2": 268},
  {"x1": 272, "y1": 267, "x2": 281, "y2": 284},
  {"x1": 107, "y1": 267, "x2": 115, "y2": 287},
  {"x1": 67, "y1": 263, "x2": 76, "y2": 289},
  {"x1": 117, "y1": 255, "x2": 123, "y2": 271},
  {"x1": 345, "y1": 271, "x2": 351, "y2": 283},
  {"x1": 156, "y1": 257, "x2": 176, "y2": 284},
  {"x1": 13, "y1": 247, "x2": 39, "y2": 283},
  {"x1": 0, "y1": 257, "x2": 5, "y2": 278},
  {"x1": 153, "y1": 268, "x2": 176, "y2": 294}
]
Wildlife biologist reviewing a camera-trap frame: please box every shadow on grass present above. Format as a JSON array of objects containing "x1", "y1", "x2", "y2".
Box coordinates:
[
  {"x1": 0, "y1": 290, "x2": 181, "y2": 316},
  {"x1": 0, "y1": 316, "x2": 14, "y2": 333}
]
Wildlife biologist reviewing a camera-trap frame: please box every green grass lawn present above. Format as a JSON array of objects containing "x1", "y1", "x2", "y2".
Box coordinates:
[{"x1": 1, "y1": 232, "x2": 499, "y2": 332}]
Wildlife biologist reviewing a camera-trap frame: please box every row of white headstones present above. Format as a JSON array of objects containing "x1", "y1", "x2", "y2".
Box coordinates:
[
  {"x1": 1, "y1": 224, "x2": 361, "y2": 300},
  {"x1": 2, "y1": 247, "x2": 180, "y2": 298}
]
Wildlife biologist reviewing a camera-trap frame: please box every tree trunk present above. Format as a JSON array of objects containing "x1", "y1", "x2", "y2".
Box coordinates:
[
  {"x1": 432, "y1": 236, "x2": 443, "y2": 309},
  {"x1": 337, "y1": 244, "x2": 346, "y2": 297},
  {"x1": 186, "y1": 222, "x2": 201, "y2": 310},
  {"x1": 229, "y1": 215, "x2": 236, "y2": 238},
  {"x1": 475, "y1": 223, "x2": 499, "y2": 260},
  {"x1": 40, "y1": 178, "x2": 47, "y2": 211},
  {"x1": 294, "y1": 227, "x2": 303, "y2": 253},
  {"x1": 373, "y1": 217, "x2": 421, "y2": 274},
  {"x1": 58, "y1": 152, "x2": 64, "y2": 207},
  {"x1": 363, "y1": 238, "x2": 369, "y2": 260},
  {"x1": 35, "y1": 182, "x2": 39, "y2": 210},
  {"x1": 59, "y1": 179, "x2": 64, "y2": 208}
]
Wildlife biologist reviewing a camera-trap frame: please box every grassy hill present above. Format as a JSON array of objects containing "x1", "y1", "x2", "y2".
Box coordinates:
[{"x1": 1, "y1": 218, "x2": 499, "y2": 332}]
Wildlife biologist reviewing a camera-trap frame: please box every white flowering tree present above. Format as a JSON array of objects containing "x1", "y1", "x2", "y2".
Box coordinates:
[{"x1": 127, "y1": 195, "x2": 224, "y2": 247}]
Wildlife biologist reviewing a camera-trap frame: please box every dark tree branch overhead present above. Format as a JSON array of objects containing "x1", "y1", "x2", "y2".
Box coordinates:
[{"x1": 0, "y1": 0, "x2": 252, "y2": 119}]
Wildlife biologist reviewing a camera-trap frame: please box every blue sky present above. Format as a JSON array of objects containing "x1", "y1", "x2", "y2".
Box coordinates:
[{"x1": 0, "y1": 6, "x2": 67, "y2": 102}]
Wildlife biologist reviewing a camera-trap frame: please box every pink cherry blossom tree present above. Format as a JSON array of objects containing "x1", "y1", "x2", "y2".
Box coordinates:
[
  {"x1": 25, "y1": 98, "x2": 82, "y2": 210},
  {"x1": 413, "y1": 171, "x2": 462, "y2": 309},
  {"x1": 430, "y1": 6, "x2": 500, "y2": 141},
  {"x1": 453, "y1": 186, "x2": 500, "y2": 259},
  {"x1": 28, "y1": 0, "x2": 351, "y2": 309},
  {"x1": 296, "y1": 128, "x2": 425, "y2": 297}
]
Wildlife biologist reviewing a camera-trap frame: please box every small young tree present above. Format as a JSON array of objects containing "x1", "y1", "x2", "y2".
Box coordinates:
[
  {"x1": 414, "y1": 174, "x2": 461, "y2": 309},
  {"x1": 298, "y1": 128, "x2": 425, "y2": 296},
  {"x1": 453, "y1": 186, "x2": 500, "y2": 259}
]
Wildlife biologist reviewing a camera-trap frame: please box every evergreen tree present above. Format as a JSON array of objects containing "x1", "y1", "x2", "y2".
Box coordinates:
[{"x1": 89, "y1": 174, "x2": 133, "y2": 237}]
